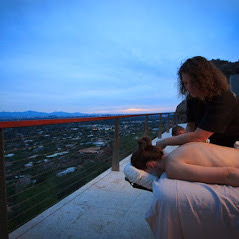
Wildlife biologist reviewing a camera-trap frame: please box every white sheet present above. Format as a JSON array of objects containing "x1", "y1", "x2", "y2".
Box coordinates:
[{"x1": 145, "y1": 172, "x2": 239, "y2": 239}]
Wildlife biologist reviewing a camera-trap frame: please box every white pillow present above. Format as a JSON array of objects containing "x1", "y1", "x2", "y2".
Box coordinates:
[
  {"x1": 124, "y1": 163, "x2": 159, "y2": 190},
  {"x1": 234, "y1": 141, "x2": 239, "y2": 149}
]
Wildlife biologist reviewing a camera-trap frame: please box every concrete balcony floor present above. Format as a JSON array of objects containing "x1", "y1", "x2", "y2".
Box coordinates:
[
  {"x1": 10, "y1": 156, "x2": 153, "y2": 239},
  {"x1": 10, "y1": 128, "x2": 179, "y2": 239}
]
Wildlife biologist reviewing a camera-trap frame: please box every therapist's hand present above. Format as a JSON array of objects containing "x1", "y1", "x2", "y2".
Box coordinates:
[{"x1": 156, "y1": 139, "x2": 167, "y2": 150}]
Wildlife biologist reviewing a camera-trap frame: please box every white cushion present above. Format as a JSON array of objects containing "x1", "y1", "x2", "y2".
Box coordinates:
[
  {"x1": 124, "y1": 163, "x2": 159, "y2": 190},
  {"x1": 234, "y1": 141, "x2": 239, "y2": 149}
]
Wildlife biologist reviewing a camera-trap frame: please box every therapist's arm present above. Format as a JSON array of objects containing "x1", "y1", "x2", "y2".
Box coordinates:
[
  {"x1": 156, "y1": 127, "x2": 213, "y2": 149},
  {"x1": 186, "y1": 122, "x2": 196, "y2": 133}
]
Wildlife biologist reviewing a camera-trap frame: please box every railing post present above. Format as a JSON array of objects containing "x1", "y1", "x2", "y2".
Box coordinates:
[
  {"x1": 0, "y1": 129, "x2": 8, "y2": 239},
  {"x1": 158, "y1": 114, "x2": 162, "y2": 138},
  {"x1": 112, "y1": 119, "x2": 119, "y2": 171},
  {"x1": 144, "y1": 115, "x2": 149, "y2": 136},
  {"x1": 175, "y1": 112, "x2": 178, "y2": 126},
  {"x1": 166, "y1": 113, "x2": 170, "y2": 133}
]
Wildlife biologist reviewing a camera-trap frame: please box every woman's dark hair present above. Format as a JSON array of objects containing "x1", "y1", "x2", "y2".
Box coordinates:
[
  {"x1": 172, "y1": 125, "x2": 185, "y2": 136},
  {"x1": 131, "y1": 136, "x2": 163, "y2": 170},
  {"x1": 178, "y1": 56, "x2": 229, "y2": 100}
]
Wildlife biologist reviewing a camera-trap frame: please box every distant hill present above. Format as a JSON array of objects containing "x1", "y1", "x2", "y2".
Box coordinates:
[
  {"x1": 0, "y1": 110, "x2": 87, "y2": 120},
  {"x1": 211, "y1": 59, "x2": 239, "y2": 80}
]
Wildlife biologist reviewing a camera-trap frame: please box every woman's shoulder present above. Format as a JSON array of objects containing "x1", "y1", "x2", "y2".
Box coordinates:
[
  {"x1": 220, "y1": 90, "x2": 237, "y2": 98},
  {"x1": 210, "y1": 90, "x2": 238, "y2": 104}
]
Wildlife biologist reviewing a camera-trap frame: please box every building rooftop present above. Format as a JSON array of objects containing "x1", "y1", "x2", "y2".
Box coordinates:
[{"x1": 9, "y1": 129, "x2": 178, "y2": 239}]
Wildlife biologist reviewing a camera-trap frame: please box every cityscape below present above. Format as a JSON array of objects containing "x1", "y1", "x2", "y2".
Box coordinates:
[{"x1": 3, "y1": 112, "x2": 175, "y2": 231}]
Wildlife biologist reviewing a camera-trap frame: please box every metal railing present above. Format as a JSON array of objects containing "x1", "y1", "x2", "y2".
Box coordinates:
[{"x1": 0, "y1": 112, "x2": 178, "y2": 238}]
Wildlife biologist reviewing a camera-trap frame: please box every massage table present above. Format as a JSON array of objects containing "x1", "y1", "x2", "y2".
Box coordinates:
[{"x1": 124, "y1": 145, "x2": 239, "y2": 239}]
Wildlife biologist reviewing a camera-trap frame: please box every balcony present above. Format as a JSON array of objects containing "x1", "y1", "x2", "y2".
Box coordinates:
[{"x1": 0, "y1": 113, "x2": 180, "y2": 239}]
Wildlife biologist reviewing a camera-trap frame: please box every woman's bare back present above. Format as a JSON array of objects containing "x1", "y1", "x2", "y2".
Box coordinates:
[
  {"x1": 167, "y1": 142, "x2": 239, "y2": 168},
  {"x1": 164, "y1": 142, "x2": 239, "y2": 186}
]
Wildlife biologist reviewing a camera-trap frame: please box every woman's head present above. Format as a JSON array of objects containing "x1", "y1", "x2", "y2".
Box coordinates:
[
  {"x1": 178, "y1": 56, "x2": 229, "y2": 100},
  {"x1": 131, "y1": 136, "x2": 164, "y2": 172},
  {"x1": 172, "y1": 125, "x2": 185, "y2": 136}
]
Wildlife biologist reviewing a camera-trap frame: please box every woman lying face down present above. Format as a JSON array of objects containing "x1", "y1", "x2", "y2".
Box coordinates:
[
  {"x1": 131, "y1": 137, "x2": 165, "y2": 177},
  {"x1": 131, "y1": 136, "x2": 239, "y2": 187}
]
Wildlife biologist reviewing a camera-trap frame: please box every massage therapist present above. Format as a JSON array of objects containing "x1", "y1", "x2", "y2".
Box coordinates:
[{"x1": 156, "y1": 56, "x2": 239, "y2": 149}]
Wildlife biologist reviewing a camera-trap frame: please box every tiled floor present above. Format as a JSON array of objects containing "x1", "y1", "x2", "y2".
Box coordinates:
[
  {"x1": 9, "y1": 127, "x2": 181, "y2": 239},
  {"x1": 9, "y1": 155, "x2": 153, "y2": 239}
]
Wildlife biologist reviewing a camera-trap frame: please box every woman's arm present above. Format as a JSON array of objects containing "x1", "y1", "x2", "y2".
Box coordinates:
[
  {"x1": 166, "y1": 159, "x2": 239, "y2": 187},
  {"x1": 156, "y1": 127, "x2": 213, "y2": 149}
]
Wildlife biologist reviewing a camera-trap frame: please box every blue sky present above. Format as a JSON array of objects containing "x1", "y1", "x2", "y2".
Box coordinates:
[{"x1": 1, "y1": 0, "x2": 239, "y2": 114}]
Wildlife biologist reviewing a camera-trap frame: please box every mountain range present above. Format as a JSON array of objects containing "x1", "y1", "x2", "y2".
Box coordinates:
[{"x1": 0, "y1": 110, "x2": 88, "y2": 119}]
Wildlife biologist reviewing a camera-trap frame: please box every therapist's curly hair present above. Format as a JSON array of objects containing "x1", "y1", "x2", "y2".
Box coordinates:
[
  {"x1": 131, "y1": 136, "x2": 164, "y2": 170},
  {"x1": 177, "y1": 56, "x2": 229, "y2": 101}
]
